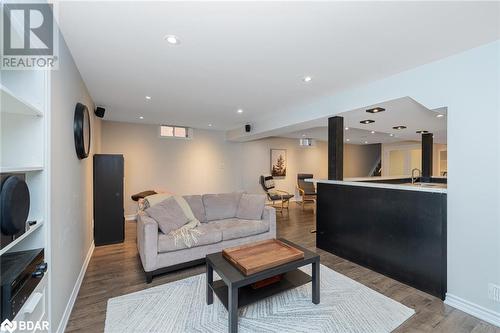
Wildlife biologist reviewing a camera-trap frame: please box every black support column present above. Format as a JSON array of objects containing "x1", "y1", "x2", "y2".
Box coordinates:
[
  {"x1": 422, "y1": 133, "x2": 433, "y2": 181},
  {"x1": 328, "y1": 116, "x2": 344, "y2": 180}
]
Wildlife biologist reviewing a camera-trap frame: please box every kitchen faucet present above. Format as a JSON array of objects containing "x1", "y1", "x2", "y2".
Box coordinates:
[{"x1": 411, "y1": 168, "x2": 422, "y2": 184}]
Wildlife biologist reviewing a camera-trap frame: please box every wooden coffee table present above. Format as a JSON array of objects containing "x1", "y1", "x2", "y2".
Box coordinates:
[{"x1": 206, "y1": 238, "x2": 320, "y2": 333}]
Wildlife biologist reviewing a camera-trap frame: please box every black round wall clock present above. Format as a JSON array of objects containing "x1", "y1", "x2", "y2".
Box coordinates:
[{"x1": 74, "y1": 102, "x2": 91, "y2": 159}]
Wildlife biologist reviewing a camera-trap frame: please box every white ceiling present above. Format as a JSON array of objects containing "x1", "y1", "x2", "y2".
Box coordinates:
[
  {"x1": 280, "y1": 97, "x2": 447, "y2": 144},
  {"x1": 57, "y1": 1, "x2": 500, "y2": 130}
]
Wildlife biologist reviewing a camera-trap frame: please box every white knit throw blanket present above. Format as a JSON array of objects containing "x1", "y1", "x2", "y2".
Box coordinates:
[
  {"x1": 168, "y1": 195, "x2": 202, "y2": 248},
  {"x1": 170, "y1": 219, "x2": 202, "y2": 248}
]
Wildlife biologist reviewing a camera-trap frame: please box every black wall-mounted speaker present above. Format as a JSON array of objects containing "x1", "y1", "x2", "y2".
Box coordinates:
[
  {"x1": 245, "y1": 124, "x2": 251, "y2": 133},
  {"x1": 95, "y1": 106, "x2": 105, "y2": 118}
]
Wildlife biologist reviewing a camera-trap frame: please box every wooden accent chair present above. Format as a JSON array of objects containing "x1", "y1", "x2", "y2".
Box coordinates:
[
  {"x1": 297, "y1": 173, "x2": 317, "y2": 211},
  {"x1": 260, "y1": 175, "x2": 294, "y2": 214}
]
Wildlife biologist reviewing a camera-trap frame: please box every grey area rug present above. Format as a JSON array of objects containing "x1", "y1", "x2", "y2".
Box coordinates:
[{"x1": 105, "y1": 265, "x2": 414, "y2": 333}]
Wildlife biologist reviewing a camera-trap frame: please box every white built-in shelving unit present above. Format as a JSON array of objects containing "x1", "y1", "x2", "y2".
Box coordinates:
[{"x1": 1, "y1": 66, "x2": 50, "y2": 325}]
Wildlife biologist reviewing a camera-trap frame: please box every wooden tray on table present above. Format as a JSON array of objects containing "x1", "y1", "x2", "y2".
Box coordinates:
[{"x1": 222, "y1": 239, "x2": 305, "y2": 276}]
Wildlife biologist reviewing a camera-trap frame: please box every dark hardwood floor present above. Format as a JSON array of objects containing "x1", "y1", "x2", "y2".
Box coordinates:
[{"x1": 66, "y1": 205, "x2": 499, "y2": 332}]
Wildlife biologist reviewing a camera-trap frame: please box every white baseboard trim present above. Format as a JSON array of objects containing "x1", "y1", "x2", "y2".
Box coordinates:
[
  {"x1": 445, "y1": 293, "x2": 500, "y2": 328},
  {"x1": 56, "y1": 241, "x2": 95, "y2": 333}
]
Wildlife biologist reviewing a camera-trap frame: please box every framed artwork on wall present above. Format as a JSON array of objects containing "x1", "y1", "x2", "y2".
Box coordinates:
[{"x1": 270, "y1": 149, "x2": 287, "y2": 177}]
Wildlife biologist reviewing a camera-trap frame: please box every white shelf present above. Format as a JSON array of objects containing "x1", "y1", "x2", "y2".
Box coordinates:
[
  {"x1": 0, "y1": 219, "x2": 44, "y2": 256},
  {"x1": 0, "y1": 84, "x2": 43, "y2": 117},
  {"x1": 0, "y1": 166, "x2": 44, "y2": 173}
]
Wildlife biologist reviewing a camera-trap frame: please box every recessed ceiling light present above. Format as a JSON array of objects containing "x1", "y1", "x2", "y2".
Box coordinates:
[
  {"x1": 302, "y1": 134, "x2": 307, "y2": 137},
  {"x1": 139, "y1": 116, "x2": 144, "y2": 119},
  {"x1": 345, "y1": 127, "x2": 349, "y2": 130},
  {"x1": 371, "y1": 131, "x2": 375, "y2": 134},
  {"x1": 393, "y1": 125, "x2": 407, "y2": 130},
  {"x1": 416, "y1": 130, "x2": 429, "y2": 134},
  {"x1": 360, "y1": 119, "x2": 375, "y2": 124},
  {"x1": 346, "y1": 139, "x2": 350, "y2": 142},
  {"x1": 237, "y1": 109, "x2": 243, "y2": 114},
  {"x1": 303, "y1": 76, "x2": 312, "y2": 83},
  {"x1": 164, "y1": 35, "x2": 179, "y2": 45},
  {"x1": 436, "y1": 114, "x2": 444, "y2": 118},
  {"x1": 145, "y1": 96, "x2": 151, "y2": 100},
  {"x1": 208, "y1": 123, "x2": 212, "y2": 127},
  {"x1": 390, "y1": 133, "x2": 394, "y2": 137},
  {"x1": 364, "y1": 141, "x2": 369, "y2": 144},
  {"x1": 366, "y1": 107, "x2": 386, "y2": 114}
]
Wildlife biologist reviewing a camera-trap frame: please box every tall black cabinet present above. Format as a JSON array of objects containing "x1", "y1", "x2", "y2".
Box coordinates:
[{"x1": 93, "y1": 154, "x2": 124, "y2": 246}]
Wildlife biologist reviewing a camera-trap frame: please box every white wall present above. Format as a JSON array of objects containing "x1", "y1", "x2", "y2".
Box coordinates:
[
  {"x1": 50, "y1": 33, "x2": 101, "y2": 331},
  {"x1": 238, "y1": 137, "x2": 328, "y2": 199},
  {"x1": 344, "y1": 144, "x2": 381, "y2": 178},
  {"x1": 102, "y1": 120, "x2": 383, "y2": 216},
  {"x1": 381, "y1": 141, "x2": 447, "y2": 177},
  {"x1": 226, "y1": 41, "x2": 500, "y2": 321},
  {"x1": 101, "y1": 121, "x2": 331, "y2": 215},
  {"x1": 101, "y1": 122, "x2": 241, "y2": 215}
]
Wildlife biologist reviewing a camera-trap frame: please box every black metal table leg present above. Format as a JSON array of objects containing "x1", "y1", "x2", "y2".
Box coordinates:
[
  {"x1": 206, "y1": 262, "x2": 213, "y2": 305},
  {"x1": 228, "y1": 284, "x2": 238, "y2": 333},
  {"x1": 312, "y1": 259, "x2": 320, "y2": 304}
]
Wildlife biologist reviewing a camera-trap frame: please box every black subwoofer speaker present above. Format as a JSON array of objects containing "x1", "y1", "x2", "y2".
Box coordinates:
[{"x1": 0, "y1": 174, "x2": 30, "y2": 249}]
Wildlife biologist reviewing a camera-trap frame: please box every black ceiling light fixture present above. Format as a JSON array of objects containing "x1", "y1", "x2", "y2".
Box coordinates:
[
  {"x1": 360, "y1": 119, "x2": 375, "y2": 124},
  {"x1": 366, "y1": 107, "x2": 385, "y2": 114},
  {"x1": 392, "y1": 125, "x2": 407, "y2": 130},
  {"x1": 416, "y1": 130, "x2": 429, "y2": 134}
]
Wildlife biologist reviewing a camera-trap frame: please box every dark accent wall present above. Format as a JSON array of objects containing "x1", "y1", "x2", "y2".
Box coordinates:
[
  {"x1": 328, "y1": 116, "x2": 343, "y2": 180},
  {"x1": 422, "y1": 133, "x2": 433, "y2": 180}
]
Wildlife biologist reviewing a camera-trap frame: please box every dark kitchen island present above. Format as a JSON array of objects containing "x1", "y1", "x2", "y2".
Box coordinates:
[{"x1": 310, "y1": 177, "x2": 447, "y2": 299}]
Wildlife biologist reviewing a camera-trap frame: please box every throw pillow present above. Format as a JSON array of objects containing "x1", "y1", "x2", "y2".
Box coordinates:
[
  {"x1": 145, "y1": 197, "x2": 189, "y2": 235},
  {"x1": 202, "y1": 192, "x2": 244, "y2": 221},
  {"x1": 143, "y1": 192, "x2": 173, "y2": 209},
  {"x1": 236, "y1": 193, "x2": 266, "y2": 220},
  {"x1": 183, "y1": 195, "x2": 207, "y2": 223},
  {"x1": 264, "y1": 178, "x2": 275, "y2": 189}
]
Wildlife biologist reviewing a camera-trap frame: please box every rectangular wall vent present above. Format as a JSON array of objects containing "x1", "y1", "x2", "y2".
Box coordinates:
[{"x1": 488, "y1": 283, "x2": 500, "y2": 303}]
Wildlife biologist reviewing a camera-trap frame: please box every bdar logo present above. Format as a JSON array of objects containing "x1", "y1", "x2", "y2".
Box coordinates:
[{"x1": 0, "y1": 319, "x2": 16, "y2": 333}]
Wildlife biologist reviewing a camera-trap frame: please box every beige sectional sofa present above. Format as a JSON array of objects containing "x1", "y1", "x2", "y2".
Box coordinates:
[{"x1": 137, "y1": 192, "x2": 276, "y2": 282}]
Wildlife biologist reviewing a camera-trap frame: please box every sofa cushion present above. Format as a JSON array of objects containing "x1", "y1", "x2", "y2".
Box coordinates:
[
  {"x1": 202, "y1": 192, "x2": 243, "y2": 221},
  {"x1": 236, "y1": 194, "x2": 266, "y2": 220},
  {"x1": 145, "y1": 197, "x2": 189, "y2": 235},
  {"x1": 157, "y1": 223, "x2": 222, "y2": 253},
  {"x1": 183, "y1": 195, "x2": 207, "y2": 223},
  {"x1": 210, "y1": 218, "x2": 270, "y2": 241}
]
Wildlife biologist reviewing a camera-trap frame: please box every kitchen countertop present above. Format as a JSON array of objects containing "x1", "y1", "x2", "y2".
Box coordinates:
[
  {"x1": 306, "y1": 177, "x2": 447, "y2": 193},
  {"x1": 343, "y1": 176, "x2": 411, "y2": 182}
]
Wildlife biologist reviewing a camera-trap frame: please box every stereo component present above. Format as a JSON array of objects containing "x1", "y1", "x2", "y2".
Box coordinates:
[{"x1": 0, "y1": 248, "x2": 46, "y2": 321}]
